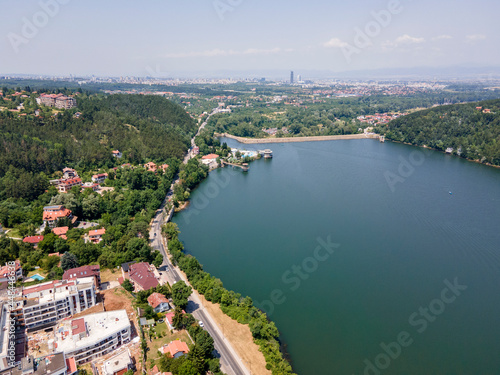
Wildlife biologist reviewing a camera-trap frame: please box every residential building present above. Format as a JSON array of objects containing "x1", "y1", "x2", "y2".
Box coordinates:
[
  {"x1": 39, "y1": 94, "x2": 76, "y2": 109},
  {"x1": 58, "y1": 178, "x2": 83, "y2": 193},
  {"x1": 0, "y1": 353, "x2": 69, "y2": 375},
  {"x1": 128, "y1": 262, "x2": 158, "y2": 291},
  {"x1": 22, "y1": 278, "x2": 97, "y2": 332},
  {"x1": 158, "y1": 341, "x2": 189, "y2": 359},
  {"x1": 81, "y1": 182, "x2": 99, "y2": 191},
  {"x1": 52, "y1": 310, "x2": 131, "y2": 366},
  {"x1": 0, "y1": 302, "x2": 26, "y2": 369},
  {"x1": 87, "y1": 228, "x2": 106, "y2": 244},
  {"x1": 43, "y1": 206, "x2": 73, "y2": 228},
  {"x1": 22, "y1": 236, "x2": 44, "y2": 248},
  {"x1": 147, "y1": 293, "x2": 170, "y2": 313},
  {"x1": 100, "y1": 349, "x2": 133, "y2": 375},
  {"x1": 52, "y1": 227, "x2": 69, "y2": 240},
  {"x1": 111, "y1": 150, "x2": 122, "y2": 158},
  {"x1": 159, "y1": 164, "x2": 169, "y2": 172},
  {"x1": 144, "y1": 162, "x2": 157, "y2": 172},
  {"x1": 62, "y1": 168, "x2": 78, "y2": 179},
  {"x1": 91, "y1": 173, "x2": 108, "y2": 184},
  {"x1": 62, "y1": 265, "x2": 101, "y2": 288},
  {"x1": 0, "y1": 260, "x2": 23, "y2": 288}
]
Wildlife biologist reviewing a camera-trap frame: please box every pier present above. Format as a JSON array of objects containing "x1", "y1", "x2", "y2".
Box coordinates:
[{"x1": 221, "y1": 160, "x2": 249, "y2": 172}]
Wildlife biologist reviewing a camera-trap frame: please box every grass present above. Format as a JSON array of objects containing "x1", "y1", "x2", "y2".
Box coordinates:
[
  {"x1": 4, "y1": 228, "x2": 21, "y2": 238},
  {"x1": 146, "y1": 322, "x2": 193, "y2": 360}
]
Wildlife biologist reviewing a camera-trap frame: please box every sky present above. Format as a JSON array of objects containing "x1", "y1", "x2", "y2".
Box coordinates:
[{"x1": 1, "y1": 0, "x2": 499, "y2": 78}]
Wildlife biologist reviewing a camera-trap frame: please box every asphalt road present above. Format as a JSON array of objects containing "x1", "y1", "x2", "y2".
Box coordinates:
[{"x1": 148, "y1": 109, "x2": 249, "y2": 375}]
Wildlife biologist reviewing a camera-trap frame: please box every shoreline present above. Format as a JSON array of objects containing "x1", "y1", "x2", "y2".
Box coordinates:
[{"x1": 216, "y1": 132, "x2": 380, "y2": 144}]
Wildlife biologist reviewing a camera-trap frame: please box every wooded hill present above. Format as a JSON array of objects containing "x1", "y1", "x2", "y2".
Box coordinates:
[
  {"x1": 382, "y1": 99, "x2": 500, "y2": 166},
  {"x1": 0, "y1": 93, "x2": 197, "y2": 178}
]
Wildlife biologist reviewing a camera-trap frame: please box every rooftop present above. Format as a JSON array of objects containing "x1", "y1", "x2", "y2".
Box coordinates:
[{"x1": 54, "y1": 310, "x2": 130, "y2": 353}]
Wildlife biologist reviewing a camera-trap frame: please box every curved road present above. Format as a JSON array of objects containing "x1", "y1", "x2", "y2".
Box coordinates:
[{"x1": 149, "y1": 110, "x2": 250, "y2": 375}]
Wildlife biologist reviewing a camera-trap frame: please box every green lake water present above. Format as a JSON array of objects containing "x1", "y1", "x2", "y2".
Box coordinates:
[{"x1": 174, "y1": 139, "x2": 500, "y2": 375}]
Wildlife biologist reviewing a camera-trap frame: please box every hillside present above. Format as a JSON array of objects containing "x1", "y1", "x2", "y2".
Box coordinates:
[
  {"x1": 382, "y1": 99, "x2": 500, "y2": 166},
  {"x1": 0, "y1": 94, "x2": 196, "y2": 176}
]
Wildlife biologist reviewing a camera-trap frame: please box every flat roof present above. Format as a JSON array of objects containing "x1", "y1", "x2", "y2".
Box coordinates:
[{"x1": 54, "y1": 310, "x2": 130, "y2": 353}]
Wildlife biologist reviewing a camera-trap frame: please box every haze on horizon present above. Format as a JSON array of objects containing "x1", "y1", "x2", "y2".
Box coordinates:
[{"x1": 1, "y1": 0, "x2": 499, "y2": 78}]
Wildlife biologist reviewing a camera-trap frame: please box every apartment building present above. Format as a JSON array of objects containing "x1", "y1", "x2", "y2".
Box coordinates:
[
  {"x1": 53, "y1": 310, "x2": 131, "y2": 366},
  {"x1": 22, "y1": 278, "x2": 97, "y2": 332},
  {"x1": 42, "y1": 206, "x2": 73, "y2": 228},
  {"x1": 39, "y1": 94, "x2": 76, "y2": 109}
]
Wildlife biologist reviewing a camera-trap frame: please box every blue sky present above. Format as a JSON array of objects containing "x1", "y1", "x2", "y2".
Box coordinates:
[{"x1": 1, "y1": 0, "x2": 498, "y2": 77}]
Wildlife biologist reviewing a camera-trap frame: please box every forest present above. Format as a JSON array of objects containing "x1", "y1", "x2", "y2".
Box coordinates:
[{"x1": 380, "y1": 99, "x2": 500, "y2": 166}]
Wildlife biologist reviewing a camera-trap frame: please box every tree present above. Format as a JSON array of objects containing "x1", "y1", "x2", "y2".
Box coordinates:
[
  {"x1": 122, "y1": 279, "x2": 134, "y2": 292},
  {"x1": 172, "y1": 281, "x2": 192, "y2": 309},
  {"x1": 172, "y1": 307, "x2": 184, "y2": 330},
  {"x1": 60, "y1": 252, "x2": 78, "y2": 271}
]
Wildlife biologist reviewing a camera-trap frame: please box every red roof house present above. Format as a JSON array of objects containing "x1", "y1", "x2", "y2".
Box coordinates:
[
  {"x1": 129, "y1": 262, "x2": 158, "y2": 291},
  {"x1": 23, "y1": 236, "x2": 44, "y2": 247},
  {"x1": 159, "y1": 340, "x2": 190, "y2": 358},
  {"x1": 147, "y1": 293, "x2": 170, "y2": 313}
]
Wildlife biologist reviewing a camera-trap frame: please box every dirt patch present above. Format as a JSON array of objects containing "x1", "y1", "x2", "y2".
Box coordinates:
[
  {"x1": 71, "y1": 302, "x2": 105, "y2": 318},
  {"x1": 100, "y1": 268, "x2": 122, "y2": 283},
  {"x1": 195, "y1": 291, "x2": 271, "y2": 375}
]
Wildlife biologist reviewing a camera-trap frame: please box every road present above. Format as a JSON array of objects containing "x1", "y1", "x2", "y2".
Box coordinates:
[{"x1": 149, "y1": 110, "x2": 249, "y2": 375}]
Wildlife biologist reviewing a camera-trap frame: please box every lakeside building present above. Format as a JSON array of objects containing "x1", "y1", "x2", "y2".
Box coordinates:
[
  {"x1": 22, "y1": 278, "x2": 97, "y2": 332},
  {"x1": 52, "y1": 310, "x2": 131, "y2": 366}
]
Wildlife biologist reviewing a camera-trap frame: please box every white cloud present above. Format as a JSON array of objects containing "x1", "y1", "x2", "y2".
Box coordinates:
[
  {"x1": 323, "y1": 38, "x2": 349, "y2": 48},
  {"x1": 383, "y1": 34, "x2": 425, "y2": 50},
  {"x1": 466, "y1": 34, "x2": 486, "y2": 43},
  {"x1": 164, "y1": 47, "x2": 291, "y2": 59},
  {"x1": 432, "y1": 35, "x2": 453, "y2": 41}
]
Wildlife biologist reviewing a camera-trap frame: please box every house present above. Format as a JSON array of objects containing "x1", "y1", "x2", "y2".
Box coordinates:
[
  {"x1": 87, "y1": 228, "x2": 106, "y2": 244},
  {"x1": 91, "y1": 173, "x2": 108, "y2": 184},
  {"x1": 112, "y1": 150, "x2": 122, "y2": 158},
  {"x1": 151, "y1": 365, "x2": 172, "y2": 375},
  {"x1": 62, "y1": 168, "x2": 78, "y2": 179},
  {"x1": 158, "y1": 341, "x2": 190, "y2": 359},
  {"x1": 192, "y1": 147, "x2": 199, "y2": 155},
  {"x1": 164, "y1": 310, "x2": 185, "y2": 330},
  {"x1": 0, "y1": 260, "x2": 23, "y2": 289},
  {"x1": 201, "y1": 154, "x2": 219, "y2": 167},
  {"x1": 159, "y1": 164, "x2": 169, "y2": 172},
  {"x1": 128, "y1": 262, "x2": 158, "y2": 291},
  {"x1": 58, "y1": 177, "x2": 83, "y2": 193},
  {"x1": 147, "y1": 293, "x2": 170, "y2": 313},
  {"x1": 52, "y1": 226, "x2": 69, "y2": 239},
  {"x1": 43, "y1": 206, "x2": 74, "y2": 228},
  {"x1": 22, "y1": 236, "x2": 44, "y2": 247},
  {"x1": 144, "y1": 162, "x2": 157, "y2": 172},
  {"x1": 81, "y1": 182, "x2": 99, "y2": 191},
  {"x1": 62, "y1": 265, "x2": 101, "y2": 288}
]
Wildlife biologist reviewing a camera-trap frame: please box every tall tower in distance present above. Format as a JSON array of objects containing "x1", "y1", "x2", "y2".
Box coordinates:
[{"x1": 290, "y1": 71, "x2": 294, "y2": 84}]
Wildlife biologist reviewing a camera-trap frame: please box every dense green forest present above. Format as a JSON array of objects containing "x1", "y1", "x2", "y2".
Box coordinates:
[
  {"x1": 380, "y1": 99, "x2": 500, "y2": 165},
  {"x1": 0, "y1": 93, "x2": 196, "y2": 179}
]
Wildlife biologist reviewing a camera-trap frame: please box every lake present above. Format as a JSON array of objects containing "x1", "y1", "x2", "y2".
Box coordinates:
[{"x1": 174, "y1": 138, "x2": 500, "y2": 374}]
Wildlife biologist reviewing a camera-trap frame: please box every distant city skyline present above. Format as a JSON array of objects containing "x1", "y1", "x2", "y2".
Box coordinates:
[{"x1": 1, "y1": 0, "x2": 499, "y2": 77}]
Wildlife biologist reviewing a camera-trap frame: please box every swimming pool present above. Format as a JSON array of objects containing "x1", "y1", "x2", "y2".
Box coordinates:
[{"x1": 30, "y1": 274, "x2": 45, "y2": 281}]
